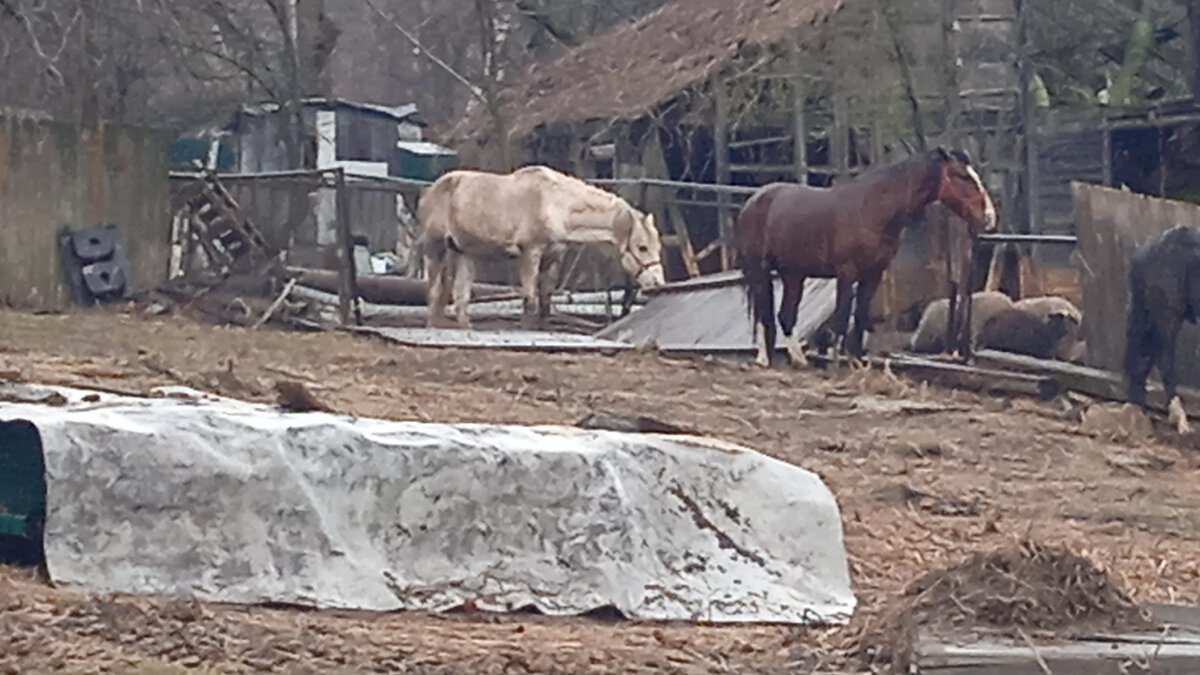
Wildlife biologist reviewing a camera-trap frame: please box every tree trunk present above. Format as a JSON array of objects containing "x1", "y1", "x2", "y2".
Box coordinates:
[
  {"x1": 476, "y1": 0, "x2": 514, "y2": 170},
  {"x1": 1108, "y1": 0, "x2": 1155, "y2": 106}
]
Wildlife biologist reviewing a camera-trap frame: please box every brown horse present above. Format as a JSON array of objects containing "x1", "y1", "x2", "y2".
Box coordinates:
[{"x1": 735, "y1": 147, "x2": 997, "y2": 367}]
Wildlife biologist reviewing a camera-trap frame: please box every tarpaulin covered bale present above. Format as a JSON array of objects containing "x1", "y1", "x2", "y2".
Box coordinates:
[{"x1": 0, "y1": 385, "x2": 855, "y2": 625}]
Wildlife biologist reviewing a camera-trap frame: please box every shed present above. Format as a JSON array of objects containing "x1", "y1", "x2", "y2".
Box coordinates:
[
  {"x1": 393, "y1": 140, "x2": 458, "y2": 182},
  {"x1": 230, "y1": 97, "x2": 424, "y2": 174}
]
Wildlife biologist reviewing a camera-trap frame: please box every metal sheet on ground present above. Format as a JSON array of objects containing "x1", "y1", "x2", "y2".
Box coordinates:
[
  {"x1": 596, "y1": 273, "x2": 837, "y2": 350},
  {"x1": 1, "y1": 385, "x2": 856, "y2": 624},
  {"x1": 352, "y1": 325, "x2": 634, "y2": 351}
]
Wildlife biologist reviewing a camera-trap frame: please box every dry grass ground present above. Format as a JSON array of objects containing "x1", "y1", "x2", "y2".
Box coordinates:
[{"x1": 2, "y1": 306, "x2": 1200, "y2": 674}]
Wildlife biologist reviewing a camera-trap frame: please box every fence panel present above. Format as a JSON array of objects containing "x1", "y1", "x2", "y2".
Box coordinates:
[{"x1": 1073, "y1": 181, "x2": 1200, "y2": 385}]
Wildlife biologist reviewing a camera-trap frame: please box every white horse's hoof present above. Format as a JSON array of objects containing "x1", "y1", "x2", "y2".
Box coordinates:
[{"x1": 754, "y1": 352, "x2": 771, "y2": 368}]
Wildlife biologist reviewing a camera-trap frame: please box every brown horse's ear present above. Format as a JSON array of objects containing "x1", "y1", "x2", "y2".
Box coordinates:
[
  {"x1": 951, "y1": 149, "x2": 972, "y2": 165},
  {"x1": 936, "y1": 146, "x2": 951, "y2": 161}
]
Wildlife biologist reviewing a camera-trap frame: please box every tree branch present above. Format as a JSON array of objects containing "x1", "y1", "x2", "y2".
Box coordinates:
[{"x1": 360, "y1": 0, "x2": 485, "y2": 104}]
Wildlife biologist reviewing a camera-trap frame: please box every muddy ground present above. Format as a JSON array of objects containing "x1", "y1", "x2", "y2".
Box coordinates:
[{"x1": 2, "y1": 306, "x2": 1200, "y2": 674}]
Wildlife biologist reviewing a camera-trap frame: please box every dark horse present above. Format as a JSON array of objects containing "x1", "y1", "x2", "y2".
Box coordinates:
[
  {"x1": 734, "y1": 147, "x2": 997, "y2": 367},
  {"x1": 1124, "y1": 225, "x2": 1200, "y2": 407}
]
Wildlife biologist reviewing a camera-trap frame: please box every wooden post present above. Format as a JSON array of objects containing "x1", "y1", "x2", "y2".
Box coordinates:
[
  {"x1": 1102, "y1": 127, "x2": 1113, "y2": 187},
  {"x1": 831, "y1": 93, "x2": 850, "y2": 179},
  {"x1": 960, "y1": 234, "x2": 976, "y2": 358},
  {"x1": 790, "y1": 46, "x2": 809, "y2": 185},
  {"x1": 1016, "y1": 0, "x2": 1040, "y2": 235},
  {"x1": 941, "y1": 0, "x2": 961, "y2": 143},
  {"x1": 334, "y1": 169, "x2": 362, "y2": 326},
  {"x1": 944, "y1": 217, "x2": 959, "y2": 354},
  {"x1": 714, "y1": 78, "x2": 733, "y2": 270},
  {"x1": 1189, "y1": 0, "x2": 1200, "y2": 100}
]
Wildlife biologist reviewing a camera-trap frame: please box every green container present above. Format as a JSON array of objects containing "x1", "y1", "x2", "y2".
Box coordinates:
[
  {"x1": 394, "y1": 140, "x2": 458, "y2": 182},
  {"x1": 0, "y1": 420, "x2": 47, "y2": 544},
  {"x1": 169, "y1": 137, "x2": 236, "y2": 170}
]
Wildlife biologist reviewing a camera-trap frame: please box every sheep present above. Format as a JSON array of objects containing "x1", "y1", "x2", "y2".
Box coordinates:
[
  {"x1": 909, "y1": 291, "x2": 1015, "y2": 354},
  {"x1": 977, "y1": 308, "x2": 1072, "y2": 359},
  {"x1": 1013, "y1": 296, "x2": 1083, "y2": 361}
]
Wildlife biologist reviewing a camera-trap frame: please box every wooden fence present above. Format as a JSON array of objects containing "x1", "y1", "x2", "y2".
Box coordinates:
[
  {"x1": 1, "y1": 113, "x2": 172, "y2": 308},
  {"x1": 181, "y1": 169, "x2": 1073, "y2": 330},
  {"x1": 1073, "y1": 181, "x2": 1200, "y2": 387}
]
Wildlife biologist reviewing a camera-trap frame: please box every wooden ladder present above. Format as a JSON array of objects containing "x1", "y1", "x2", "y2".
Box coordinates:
[{"x1": 182, "y1": 173, "x2": 275, "y2": 273}]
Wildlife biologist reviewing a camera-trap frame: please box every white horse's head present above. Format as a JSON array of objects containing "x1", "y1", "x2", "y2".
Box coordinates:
[{"x1": 617, "y1": 206, "x2": 666, "y2": 289}]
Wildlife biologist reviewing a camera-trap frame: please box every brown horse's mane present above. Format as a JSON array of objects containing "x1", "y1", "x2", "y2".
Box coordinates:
[{"x1": 848, "y1": 148, "x2": 950, "y2": 192}]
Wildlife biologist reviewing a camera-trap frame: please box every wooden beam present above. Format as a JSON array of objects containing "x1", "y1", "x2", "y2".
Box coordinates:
[
  {"x1": 730, "y1": 163, "x2": 805, "y2": 174},
  {"x1": 806, "y1": 352, "x2": 1061, "y2": 400},
  {"x1": 713, "y1": 77, "x2": 733, "y2": 270},
  {"x1": 790, "y1": 44, "x2": 809, "y2": 185},
  {"x1": 915, "y1": 626, "x2": 1200, "y2": 674},
  {"x1": 1017, "y1": 0, "x2": 1041, "y2": 234},
  {"x1": 334, "y1": 169, "x2": 362, "y2": 326},
  {"x1": 728, "y1": 135, "x2": 793, "y2": 150},
  {"x1": 831, "y1": 92, "x2": 850, "y2": 178},
  {"x1": 973, "y1": 349, "x2": 1200, "y2": 415}
]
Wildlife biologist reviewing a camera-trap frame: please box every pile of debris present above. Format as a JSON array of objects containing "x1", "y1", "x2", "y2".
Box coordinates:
[
  {"x1": 153, "y1": 172, "x2": 642, "y2": 333},
  {"x1": 860, "y1": 541, "x2": 1156, "y2": 672}
]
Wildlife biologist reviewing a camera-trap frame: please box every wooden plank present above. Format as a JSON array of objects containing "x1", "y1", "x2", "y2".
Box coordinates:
[
  {"x1": 973, "y1": 348, "x2": 1200, "y2": 414},
  {"x1": 730, "y1": 163, "x2": 803, "y2": 174},
  {"x1": 792, "y1": 47, "x2": 811, "y2": 184},
  {"x1": 713, "y1": 77, "x2": 732, "y2": 271},
  {"x1": 915, "y1": 626, "x2": 1200, "y2": 674},
  {"x1": 728, "y1": 134, "x2": 793, "y2": 150},
  {"x1": 809, "y1": 352, "x2": 1062, "y2": 400},
  {"x1": 288, "y1": 267, "x2": 517, "y2": 305},
  {"x1": 334, "y1": 169, "x2": 362, "y2": 326}
]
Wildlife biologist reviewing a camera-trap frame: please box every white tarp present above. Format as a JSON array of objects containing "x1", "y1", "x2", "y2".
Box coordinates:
[{"x1": 0, "y1": 385, "x2": 855, "y2": 624}]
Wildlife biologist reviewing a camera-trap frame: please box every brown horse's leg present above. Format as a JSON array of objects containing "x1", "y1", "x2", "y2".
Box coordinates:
[
  {"x1": 451, "y1": 253, "x2": 475, "y2": 330},
  {"x1": 847, "y1": 269, "x2": 884, "y2": 358},
  {"x1": 830, "y1": 277, "x2": 855, "y2": 360},
  {"x1": 517, "y1": 246, "x2": 544, "y2": 330},
  {"x1": 1125, "y1": 323, "x2": 1159, "y2": 408},
  {"x1": 777, "y1": 274, "x2": 808, "y2": 366},
  {"x1": 1157, "y1": 312, "x2": 1184, "y2": 403}
]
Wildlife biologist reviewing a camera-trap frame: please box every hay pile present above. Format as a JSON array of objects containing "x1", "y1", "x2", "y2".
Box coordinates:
[{"x1": 861, "y1": 541, "x2": 1155, "y2": 672}]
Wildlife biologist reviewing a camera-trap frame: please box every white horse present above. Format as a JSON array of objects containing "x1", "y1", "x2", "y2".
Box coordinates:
[{"x1": 416, "y1": 165, "x2": 666, "y2": 329}]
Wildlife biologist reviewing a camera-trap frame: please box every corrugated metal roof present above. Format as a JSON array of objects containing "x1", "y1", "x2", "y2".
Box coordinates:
[{"x1": 240, "y1": 98, "x2": 418, "y2": 121}]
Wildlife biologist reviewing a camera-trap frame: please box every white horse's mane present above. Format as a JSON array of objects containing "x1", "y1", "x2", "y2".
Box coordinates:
[{"x1": 515, "y1": 166, "x2": 635, "y2": 218}]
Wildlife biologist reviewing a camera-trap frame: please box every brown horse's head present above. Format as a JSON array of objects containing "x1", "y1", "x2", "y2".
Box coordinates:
[
  {"x1": 934, "y1": 147, "x2": 997, "y2": 234},
  {"x1": 617, "y1": 207, "x2": 666, "y2": 289}
]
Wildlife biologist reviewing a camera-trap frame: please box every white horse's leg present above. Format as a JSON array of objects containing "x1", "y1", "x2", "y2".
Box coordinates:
[
  {"x1": 452, "y1": 253, "x2": 475, "y2": 330},
  {"x1": 517, "y1": 246, "x2": 544, "y2": 330},
  {"x1": 754, "y1": 322, "x2": 770, "y2": 368},
  {"x1": 425, "y1": 249, "x2": 449, "y2": 328},
  {"x1": 536, "y1": 243, "x2": 566, "y2": 328}
]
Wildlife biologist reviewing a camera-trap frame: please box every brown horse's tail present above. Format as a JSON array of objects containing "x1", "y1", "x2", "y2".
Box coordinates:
[{"x1": 735, "y1": 189, "x2": 777, "y2": 360}]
